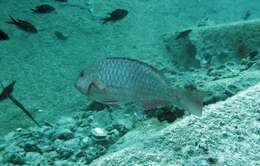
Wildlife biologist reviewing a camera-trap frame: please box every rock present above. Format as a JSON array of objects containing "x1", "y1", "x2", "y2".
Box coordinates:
[
  {"x1": 55, "y1": 128, "x2": 74, "y2": 140},
  {"x1": 38, "y1": 143, "x2": 53, "y2": 153},
  {"x1": 57, "y1": 117, "x2": 76, "y2": 130},
  {"x1": 4, "y1": 144, "x2": 24, "y2": 154},
  {"x1": 63, "y1": 138, "x2": 81, "y2": 151},
  {"x1": 4, "y1": 132, "x2": 16, "y2": 142},
  {"x1": 110, "y1": 108, "x2": 135, "y2": 131},
  {"x1": 23, "y1": 143, "x2": 41, "y2": 153},
  {"x1": 90, "y1": 111, "x2": 113, "y2": 128},
  {"x1": 84, "y1": 145, "x2": 107, "y2": 164},
  {"x1": 81, "y1": 136, "x2": 92, "y2": 147},
  {"x1": 91, "y1": 127, "x2": 108, "y2": 142},
  {"x1": 89, "y1": 84, "x2": 260, "y2": 166},
  {"x1": 43, "y1": 151, "x2": 59, "y2": 161},
  {"x1": 54, "y1": 160, "x2": 74, "y2": 166},
  {"x1": 3, "y1": 153, "x2": 25, "y2": 165},
  {"x1": 25, "y1": 152, "x2": 45, "y2": 164},
  {"x1": 0, "y1": 144, "x2": 6, "y2": 151},
  {"x1": 153, "y1": 106, "x2": 185, "y2": 123},
  {"x1": 164, "y1": 19, "x2": 260, "y2": 69},
  {"x1": 56, "y1": 148, "x2": 73, "y2": 159},
  {"x1": 86, "y1": 101, "x2": 110, "y2": 111}
]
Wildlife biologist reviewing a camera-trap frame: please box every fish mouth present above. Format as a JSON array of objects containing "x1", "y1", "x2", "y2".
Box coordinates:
[
  {"x1": 74, "y1": 81, "x2": 86, "y2": 95},
  {"x1": 74, "y1": 82, "x2": 79, "y2": 90}
]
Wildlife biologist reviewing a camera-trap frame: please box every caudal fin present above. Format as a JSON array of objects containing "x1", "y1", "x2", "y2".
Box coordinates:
[
  {"x1": 7, "y1": 16, "x2": 17, "y2": 24},
  {"x1": 175, "y1": 88, "x2": 204, "y2": 116},
  {"x1": 101, "y1": 17, "x2": 111, "y2": 24}
]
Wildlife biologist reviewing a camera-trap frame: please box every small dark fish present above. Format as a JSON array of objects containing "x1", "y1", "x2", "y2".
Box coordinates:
[
  {"x1": 249, "y1": 50, "x2": 258, "y2": 59},
  {"x1": 54, "y1": 31, "x2": 67, "y2": 41},
  {"x1": 0, "y1": 81, "x2": 41, "y2": 127},
  {"x1": 0, "y1": 81, "x2": 15, "y2": 101},
  {"x1": 56, "y1": 0, "x2": 67, "y2": 2},
  {"x1": 31, "y1": 4, "x2": 55, "y2": 13},
  {"x1": 101, "y1": 9, "x2": 128, "y2": 24},
  {"x1": 0, "y1": 30, "x2": 9, "y2": 40},
  {"x1": 175, "y1": 29, "x2": 192, "y2": 40},
  {"x1": 243, "y1": 10, "x2": 251, "y2": 21},
  {"x1": 7, "y1": 16, "x2": 38, "y2": 33}
]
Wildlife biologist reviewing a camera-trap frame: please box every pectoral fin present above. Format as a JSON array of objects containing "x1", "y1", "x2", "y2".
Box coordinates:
[{"x1": 87, "y1": 80, "x2": 107, "y2": 95}]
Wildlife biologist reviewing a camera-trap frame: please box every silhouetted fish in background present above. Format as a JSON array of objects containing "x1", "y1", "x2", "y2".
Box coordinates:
[
  {"x1": 175, "y1": 29, "x2": 192, "y2": 40},
  {"x1": 55, "y1": 0, "x2": 68, "y2": 2},
  {"x1": 31, "y1": 4, "x2": 55, "y2": 14},
  {"x1": 0, "y1": 30, "x2": 9, "y2": 40},
  {"x1": 54, "y1": 31, "x2": 68, "y2": 41},
  {"x1": 101, "y1": 9, "x2": 128, "y2": 24},
  {"x1": 0, "y1": 81, "x2": 41, "y2": 127},
  {"x1": 75, "y1": 57, "x2": 204, "y2": 116},
  {"x1": 7, "y1": 16, "x2": 38, "y2": 33},
  {"x1": 0, "y1": 81, "x2": 15, "y2": 102}
]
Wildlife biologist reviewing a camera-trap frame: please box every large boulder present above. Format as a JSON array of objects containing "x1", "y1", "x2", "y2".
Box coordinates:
[
  {"x1": 164, "y1": 19, "x2": 260, "y2": 69},
  {"x1": 90, "y1": 83, "x2": 260, "y2": 165}
]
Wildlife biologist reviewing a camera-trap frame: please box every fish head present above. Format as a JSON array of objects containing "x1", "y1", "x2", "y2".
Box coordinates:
[{"x1": 75, "y1": 67, "x2": 97, "y2": 96}]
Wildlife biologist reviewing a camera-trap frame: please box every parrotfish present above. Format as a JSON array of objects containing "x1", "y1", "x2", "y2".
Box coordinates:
[{"x1": 75, "y1": 57, "x2": 203, "y2": 116}]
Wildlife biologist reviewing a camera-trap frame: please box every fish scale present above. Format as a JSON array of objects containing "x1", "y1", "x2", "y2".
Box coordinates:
[{"x1": 99, "y1": 58, "x2": 167, "y2": 92}]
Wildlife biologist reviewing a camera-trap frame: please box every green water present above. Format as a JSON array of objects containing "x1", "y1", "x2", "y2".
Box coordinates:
[{"x1": 0, "y1": 0, "x2": 259, "y2": 165}]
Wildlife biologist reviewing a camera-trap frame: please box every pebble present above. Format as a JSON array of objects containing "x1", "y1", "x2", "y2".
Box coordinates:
[
  {"x1": 91, "y1": 127, "x2": 108, "y2": 141},
  {"x1": 0, "y1": 109, "x2": 129, "y2": 165},
  {"x1": 25, "y1": 152, "x2": 43, "y2": 164},
  {"x1": 82, "y1": 136, "x2": 92, "y2": 146},
  {"x1": 24, "y1": 143, "x2": 41, "y2": 153},
  {"x1": 0, "y1": 144, "x2": 6, "y2": 151},
  {"x1": 56, "y1": 129, "x2": 74, "y2": 140},
  {"x1": 64, "y1": 138, "x2": 80, "y2": 150},
  {"x1": 56, "y1": 148, "x2": 73, "y2": 159},
  {"x1": 54, "y1": 160, "x2": 74, "y2": 166},
  {"x1": 16, "y1": 128, "x2": 23, "y2": 132},
  {"x1": 57, "y1": 117, "x2": 76, "y2": 129},
  {"x1": 4, "y1": 153, "x2": 25, "y2": 165}
]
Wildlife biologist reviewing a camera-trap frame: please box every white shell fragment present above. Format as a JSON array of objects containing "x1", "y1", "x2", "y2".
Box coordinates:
[{"x1": 91, "y1": 127, "x2": 108, "y2": 141}]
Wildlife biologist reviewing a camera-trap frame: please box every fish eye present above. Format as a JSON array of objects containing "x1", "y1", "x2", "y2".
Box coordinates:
[{"x1": 79, "y1": 70, "x2": 84, "y2": 77}]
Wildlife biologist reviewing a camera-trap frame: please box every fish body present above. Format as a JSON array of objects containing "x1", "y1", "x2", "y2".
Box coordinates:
[
  {"x1": 0, "y1": 81, "x2": 15, "y2": 101},
  {"x1": 75, "y1": 57, "x2": 203, "y2": 116},
  {"x1": 101, "y1": 9, "x2": 128, "y2": 24},
  {"x1": 8, "y1": 16, "x2": 37, "y2": 33},
  {"x1": 0, "y1": 30, "x2": 9, "y2": 40},
  {"x1": 31, "y1": 4, "x2": 55, "y2": 13},
  {"x1": 54, "y1": 31, "x2": 67, "y2": 41},
  {"x1": 0, "y1": 81, "x2": 40, "y2": 127}
]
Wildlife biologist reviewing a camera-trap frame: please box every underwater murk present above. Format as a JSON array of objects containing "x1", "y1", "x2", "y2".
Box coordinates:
[{"x1": 0, "y1": 0, "x2": 259, "y2": 165}]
